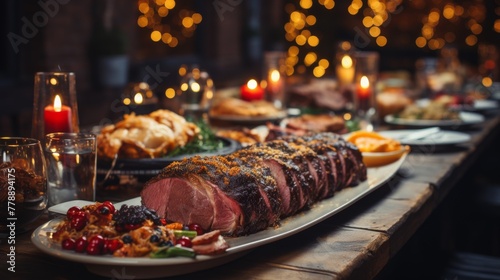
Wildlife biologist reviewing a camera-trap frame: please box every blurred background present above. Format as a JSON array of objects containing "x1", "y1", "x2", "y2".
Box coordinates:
[{"x1": 1, "y1": 0, "x2": 499, "y2": 135}]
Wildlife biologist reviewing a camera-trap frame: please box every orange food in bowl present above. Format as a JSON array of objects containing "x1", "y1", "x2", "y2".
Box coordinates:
[
  {"x1": 346, "y1": 131, "x2": 409, "y2": 167},
  {"x1": 346, "y1": 131, "x2": 401, "y2": 153}
]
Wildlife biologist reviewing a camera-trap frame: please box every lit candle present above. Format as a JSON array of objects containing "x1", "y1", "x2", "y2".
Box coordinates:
[
  {"x1": 336, "y1": 54, "x2": 355, "y2": 85},
  {"x1": 44, "y1": 94, "x2": 73, "y2": 134},
  {"x1": 267, "y1": 69, "x2": 283, "y2": 94},
  {"x1": 357, "y1": 76, "x2": 371, "y2": 98},
  {"x1": 355, "y1": 76, "x2": 372, "y2": 112},
  {"x1": 241, "y1": 79, "x2": 264, "y2": 101}
]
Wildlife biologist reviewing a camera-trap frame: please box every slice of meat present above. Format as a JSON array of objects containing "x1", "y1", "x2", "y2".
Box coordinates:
[
  {"x1": 141, "y1": 176, "x2": 243, "y2": 234},
  {"x1": 234, "y1": 144, "x2": 303, "y2": 217}
]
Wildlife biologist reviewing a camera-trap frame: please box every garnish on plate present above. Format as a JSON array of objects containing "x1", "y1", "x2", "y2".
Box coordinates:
[
  {"x1": 168, "y1": 120, "x2": 224, "y2": 157},
  {"x1": 52, "y1": 201, "x2": 228, "y2": 258}
]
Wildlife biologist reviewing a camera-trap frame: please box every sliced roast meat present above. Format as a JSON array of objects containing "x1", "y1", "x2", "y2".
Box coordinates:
[
  {"x1": 141, "y1": 132, "x2": 367, "y2": 236},
  {"x1": 234, "y1": 144, "x2": 303, "y2": 216}
]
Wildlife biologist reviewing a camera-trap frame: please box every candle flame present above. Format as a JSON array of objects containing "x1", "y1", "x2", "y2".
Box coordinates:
[
  {"x1": 191, "y1": 82, "x2": 201, "y2": 92},
  {"x1": 341, "y1": 55, "x2": 353, "y2": 68},
  {"x1": 134, "y1": 92, "x2": 144, "y2": 104},
  {"x1": 360, "y1": 76, "x2": 370, "y2": 88},
  {"x1": 247, "y1": 79, "x2": 258, "y2": 90},
  {"x1": 270, "y1": 70, "x2": 280, "y2": 82},
  {"x1": 53, "y1": 95, "x2": 62, "y2": 112}
]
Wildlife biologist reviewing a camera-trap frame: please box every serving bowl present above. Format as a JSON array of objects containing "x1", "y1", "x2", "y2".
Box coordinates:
[{"x1": 361, "y1": 145, "x2": 410, "y2": 167}]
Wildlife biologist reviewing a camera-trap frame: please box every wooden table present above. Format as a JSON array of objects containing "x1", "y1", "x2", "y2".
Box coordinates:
[{"x1": 2, "y1": 111, "x2": 500, "y2": 280}]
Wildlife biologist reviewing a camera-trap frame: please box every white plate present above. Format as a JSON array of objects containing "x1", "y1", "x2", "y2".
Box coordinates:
[
  {"x1": 472, "y1": 99, "x2": 498, "y2": 111},
  {"x1": 416, "y1": 98, "x2": 498, "y2": 112},
  {"x1": 378, "y1": 129, "x2": 471, "y2": 146},
  {"x1": 384, "y1": 111, "x2": 484, "y2": 128},
  {"x1": 33, "y1": 154, "x2": 407, "y2": 279}
]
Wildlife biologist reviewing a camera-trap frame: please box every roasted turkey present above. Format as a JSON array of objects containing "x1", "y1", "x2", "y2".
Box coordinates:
[{"x1": 97, "y1": 110, "x2": 199, "y2": 159}]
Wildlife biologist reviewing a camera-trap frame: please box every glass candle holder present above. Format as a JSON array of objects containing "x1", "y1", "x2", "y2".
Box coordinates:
[
  {"x1": 353, "y1": 51, "x2": 379, "y2": 130},
  {"x1": 179, "y1": 66, "x2": 215, "y2": 121},
  {"x1": 335, "y1": 41, "x2": 357, "y2": 111},
  {"x1": 262, "y1": 51, "x2": 286, "y2": 110},
  {"x1": 32, "y1": 72, "x2": 80, "y2": 141},
  {"x1": 335, "y1": 41, "x2": 356, "y2": 87},
  {"x1": 121, "y1": 82, "x2": 159, "y2": 115}
]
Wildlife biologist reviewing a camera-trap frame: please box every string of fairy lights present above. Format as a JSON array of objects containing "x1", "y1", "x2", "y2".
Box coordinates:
[
  {"x1": 284, "y1": 0, "x2": 499, "y2": 77},
  {"x1": 283, "y1": 0, "x2": 404, "y2": 78},
  {"x1": 136, "y1": 0, "x2": 202, "y2": 48},
  {"x1": 135, "y1": 0, "x2": 499, "y2": 80},
  {"x1": 412, "y1": 1, "x2": 488, "y2": 50}
]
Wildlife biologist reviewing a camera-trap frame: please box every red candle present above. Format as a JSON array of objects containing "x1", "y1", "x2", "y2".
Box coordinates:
[
  {"x1": 356, "y1": 76, "x2": 372, "y2": 111},
  {"x1": 357, "y1": 76, "x2": 371, "y2": 98},
  {"x1": 241, "y1": 79, "x2": 264, "y2": 101},
  {"x1": 44, "y1": 95, "x2": 73, "y2": 134}
]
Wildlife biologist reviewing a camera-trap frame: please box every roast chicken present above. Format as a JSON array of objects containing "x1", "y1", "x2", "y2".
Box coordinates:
[{"x1": 97, "y1": 110, "x2": 199, "y2": 159}]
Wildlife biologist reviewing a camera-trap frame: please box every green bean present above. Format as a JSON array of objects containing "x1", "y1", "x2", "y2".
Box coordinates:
[
  {"x1": 173, "y1": 230, "x2": 197, "y2": 239},
  {"x1": 150, "y1": 246, "x2": 196, "y2": 258}
]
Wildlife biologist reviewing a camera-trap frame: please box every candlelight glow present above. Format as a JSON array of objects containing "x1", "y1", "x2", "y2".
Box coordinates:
[
  {"x1": 270, "y1": 70, "x2": 280, "y2": 82},
  {"x1": 180, "y1": 83, "x2": 189, "y2": 91},
  {"x1": 190, "y1": 82, "x2": 201, "y2": 92},
  {"x1": 341, "y1": 55, "x2": 353, "y2": 68},
  {"x1": 360, "y1": 76, "x2": 370, "y2": 88},
  {"x1": 134, "y1": 93, "x2": 144, "y2": 104},
  {"x1": 482, "y1": 77, "x2": 493, "y2": 87},
  {"x1": 54, "y1": 95, "x2": 62, "y2": 112},
  {"x1": 165, "y1": 88, "x2": 176, "y2": 99},
  {"x1": 247, "y1": 79, "x2": 258, "y2": 90}
]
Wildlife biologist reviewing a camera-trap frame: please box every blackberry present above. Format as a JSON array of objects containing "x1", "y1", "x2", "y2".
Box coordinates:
[
  {"x1": 149, "y1": 235, "x2": 160, "y2": 243},
  {"x1": 112, "y1": 205, "x2": 162, "y2": 226},
  {"x1": 122, "y1": 235, "x2": 133, "y2": 244}
]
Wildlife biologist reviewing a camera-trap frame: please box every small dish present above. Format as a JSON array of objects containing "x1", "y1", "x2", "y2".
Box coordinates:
[{"x1": 362, "y1": 145, "x2": 410, "y2": 167}]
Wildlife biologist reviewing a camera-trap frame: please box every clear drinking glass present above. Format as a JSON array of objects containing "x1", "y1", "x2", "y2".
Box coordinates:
[
  {"x1": 0, "y1": 137, "x2": 48, "y2": 234},
  {"x1": 44, "y1": 133, "x2": 96, "y2": 207}
]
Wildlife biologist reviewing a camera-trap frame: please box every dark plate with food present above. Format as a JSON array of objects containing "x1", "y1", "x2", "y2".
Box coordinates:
[
  {"x1": 95, "y1": 109, "x2": 241, "y2": 184},
  {"x1": 208, "y1": 98, "x2": 287, "y2": 126},
  {"x1": 96, "y1": 136, "x2": 240, "y2": 176}
]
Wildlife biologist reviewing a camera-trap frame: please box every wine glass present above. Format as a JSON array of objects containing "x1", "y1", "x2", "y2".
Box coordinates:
[{"x1": 0, "y1": 137, "x2": 48, "y2": 234}]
